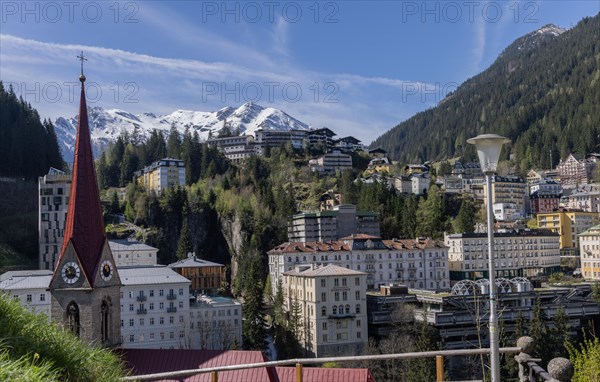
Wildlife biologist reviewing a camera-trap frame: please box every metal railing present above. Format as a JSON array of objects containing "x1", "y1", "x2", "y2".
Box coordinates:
[{"x1": 121, "y1": 337, "x2": 573, "y2": 382}]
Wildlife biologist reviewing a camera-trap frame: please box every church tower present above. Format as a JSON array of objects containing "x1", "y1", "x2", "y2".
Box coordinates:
[{"x1": 50, "y1": 54, "x2": 121, "y2": 346}]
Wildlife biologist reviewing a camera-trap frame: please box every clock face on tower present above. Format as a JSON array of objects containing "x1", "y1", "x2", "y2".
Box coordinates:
[
  {"x1": 100, "y1": 260, "x2": 113, "y2": 281},
  {"x1": 61, "y1": 261, "x2": 81, "y2": 284}
]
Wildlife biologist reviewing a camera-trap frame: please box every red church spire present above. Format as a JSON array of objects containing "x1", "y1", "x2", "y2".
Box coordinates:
[{"x1": 58, "y1": 52, "x2": 106, "y2": 284}]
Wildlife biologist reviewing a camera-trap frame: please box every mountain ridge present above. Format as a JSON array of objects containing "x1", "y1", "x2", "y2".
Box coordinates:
[
  {"x1": 370, "y1": 15, "x2": 599, "y2": 173},
  {"x1": 54, "y1": 102, "x2": 310, "y2": 162}
]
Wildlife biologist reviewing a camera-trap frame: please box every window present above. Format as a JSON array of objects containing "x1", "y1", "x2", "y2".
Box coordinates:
[
  {"x1": 139, "y1": 318, "x2": 144, "y2": 326},
  {"x1": 321, "y1": 293, "x2": 326, "y2": 302},
  {"x1": 321, "y1": 279, "x2": 326, "y2": 287},
  {"x1": 357, "y1": 319, "x2": 361, "y2": 327},
  {"x1": 179, "y1": 288, "x2": 183, "y2": 296},
  {"x1": 159, "y1": 302, "x2": 164, "y2": 309},
  {"x1": 129, "y1": 319, "x2": 134, "y2": 327},
  {"x1": 120, "y1": 319, "x2": 123, "y2": 327},
  {"x1": 170, "y1": 332, "x2": 174, "y2": 339},
  {"x1": 322, "y1": 322, "x2": 327, "y2": 330},
  {"x1": 130, "y1": 335, "x2": 135, "y2": 342},
  {"x1": 149, "y1": 303, "x2": 154, "y2": 310},
  {"x1": 169, "y1": 316, "x2": 174, "y2": 324},
  {"x1": 150, "y1": 317, "x2": 154, "y2": 325},
  {"x1": 323, "y1": 334, "x2": 328, "y2": 342},
  {"x1": 160, "y1": 317, "x2": 164, "y2": 325},
  {"x1": 321, "y1": 307, "x2": 327, "y2": 316},
  {"x1": 149, "y1": 290, "x2": 154, "y2": 297},
  {"x1": 159, "y1": 289, "x2": 164, "y2": 297},
  {"x1": 129, "y1": 291, "x2": 134, "y2": 298},
  {"x1": 356, "y1": 304, "x2": 361, "y2": 314},
  {"x1": 129, "y1": 304, "x2": 134, "y2": 311},
  {"x1": 179, "y1": 315, "x2": 184, "y2": 323},
  {"x1": 342, "y1": 278, "x2": 347, "y2": 286},
  {"x1": 26, "y1": 294, "x2": 32, "y2": 302},
  {"x1": 334, "y1": 278, "x2": 339, "y2": 287},
  {"x1": 40, "y1": 294, "x2": 45, "y2": 301},
  {"x1": 334, "y1": 292, "x2": 339, "y2": 301},
  {"x1": 342, "y1": 291, "x2": 347, "y2": 301},
  {"x1": 355, "y1": 291, "x2": 360, "y2": 300},
  {"x1": 333, "y1": 306, "x2": 337, "y2": 315},
  {"x1": 357, "y1": 331, "x2": 362, "y2": 339},
  {"x1": 345, "y1": 305, "x2": 350, "y2": 314}
]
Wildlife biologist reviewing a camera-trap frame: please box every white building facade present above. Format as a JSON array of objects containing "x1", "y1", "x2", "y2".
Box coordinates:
[
  {"x1": 38, "y1": 167, "x2": 71, "y2": 270},
  {"x1": 109, "y1": 240, "x2": 159, "y2": 267},
  {"x1": 283, "y1": 264, "x2": 367, "y2": 357},
  {"x1": 0, "y1": 270, "x2": 52, "y2": 318},
  {"x1": 269, "y1": 235, "x2": 450, "y2": 295},
  {"x1": 445, "y1": 230, "x2": 561, "y2": 282},
  {"x1": 118, "y1": 266, "x2": 191, "y2": 349},
  {"x1": 189, "y1": 295, "x2": 243, "y2": 350}
]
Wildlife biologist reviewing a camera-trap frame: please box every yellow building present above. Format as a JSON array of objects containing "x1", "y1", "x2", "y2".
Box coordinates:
[
  {"x1": 537, "y1": 209, "x2": 599, "y2": 250},
  {"x1": 579, "y1": 225, "x2": 600, "y2": 280},
  {"x1": 135, "y1": 158, "x2": 185, "y2": 194}
]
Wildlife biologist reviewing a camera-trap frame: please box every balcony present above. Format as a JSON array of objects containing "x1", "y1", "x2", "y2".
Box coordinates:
[
  {"x1": 328, "y1": 313, "x2": 355, "y2": 319},
  {"x1": 136, "y1": 295, "x2": 147, "y2": 302},
  {"x1": 136, "y1": 308, "x2": 147, "y2": 315},
  {"x1": 167, "y1": 307, "x2": 177, "y2": 313},
  {"x1": 166, "y1": 293, "x2": 177, "y2": 300}
]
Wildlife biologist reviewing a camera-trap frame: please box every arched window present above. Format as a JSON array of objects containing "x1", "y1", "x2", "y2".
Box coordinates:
[
  {"x1": 67, "y1": 301, "x2": 80, "y2": 336},
  {"x1": 101, "y1": 300, "x2": 109, "y2": 343},
  {"x1": 332, "y1": 306, "x2": 337, "y2": 315},
  {"x1": 345, "y1": 304, "x2": 350, "y2": 314}
]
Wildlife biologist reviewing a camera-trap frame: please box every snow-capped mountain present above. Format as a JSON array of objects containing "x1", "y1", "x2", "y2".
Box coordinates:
[{"x1": 54, "y1": 102, "x2": 310, "y2": 161}]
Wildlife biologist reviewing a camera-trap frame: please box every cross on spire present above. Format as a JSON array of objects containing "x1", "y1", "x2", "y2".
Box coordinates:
[{"x1": 77, "y1": 51, "x2": 87, "y2": 83}]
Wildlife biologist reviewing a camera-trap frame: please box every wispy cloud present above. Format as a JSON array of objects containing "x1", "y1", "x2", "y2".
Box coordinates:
[{"x1": 0, "y1": 34, "x2": 443, "y2": 143}]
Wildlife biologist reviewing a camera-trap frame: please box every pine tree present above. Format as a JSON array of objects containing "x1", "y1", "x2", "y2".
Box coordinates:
[
  {"x1": 550, "y1": 306, "x2": 571, "y2": 358},
  {"x1": 176, "y1": 203, "x2": 193, "y2": 260},
  {"x1": 530, "y1": 298, "x2": 551, "y2": 364},
  {"x1": 167, "y1": 124, "x2": 181, "y2": 159},
  {"x1": 454, "y1": 197, "x2": 477, "y2": 233},
  {"x1": 416, "y1": 185, "x2": 446, "y2": 239},
  {"x1": 241, "y1": 254, "x2": 267, "y2": 350}
]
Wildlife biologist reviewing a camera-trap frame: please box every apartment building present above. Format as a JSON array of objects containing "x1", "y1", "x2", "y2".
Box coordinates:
[
  {"x1": 537, "y1": 209, "x2": 599, "y2": 251},
  {"x1": 308, "y1": 150, "x2": 353, "y2": 175},
  {"x1": 283, "y1": 264, "x2": 367, "y2": 357},
  {"x1": 288, "y1": 204, "x2": 380, "y2": 242},
  {"x1": 306, "y1": 127, "x2": 336, "y2": 150},
  {"x1": 169, "y1": 255, "x2": 225, "y2": 294},
  {"x1": 578, "y1": 225, "x2": 600, "y2": 281},
  {"x1": 444, "y1": 230, "x2": 561, "y2": 281},
  {"x1": 38, "y1": 167, "x2": 71, "y2": 270},
  {"x1": 567, "y1": 191, "x2": 600, "y2": 213},
  {"x1": 556, "y1": 154, "x2": 595, "y2": 185},
  {"x1": 189, "y1": 295, "x2": 242, "y2": 350},
  {"x1": 529, "y1": 193, "x2": 560, "y2": 215},
  {"x1": 254, "y1": 129, "x2": 307, "y2": 154},
  {"x1": 118, "y1": 266, "x2": 191, "y2": 349},
  {"x1": 484, "y1": 176, "x2": 527, "y2": 219},
  {"x1": 135, "y1": 158, "x2": 186, "y2": 194},
  {"x1": 109, "y1": 239, "x2": 158, "y2": 267},
  {"x1": 0, "y1": 270, "x2": 52, "y2": 317},
  {"x1": 206, "y1": 135, "x2": 256, "y2": 163},
  {"x1": 269, "y1": 234, "x2": 450, "y2": 294}
]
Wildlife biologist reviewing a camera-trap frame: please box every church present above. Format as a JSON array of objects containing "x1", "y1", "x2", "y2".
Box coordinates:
[{"x1": 47, "y1": 57, "x2": 121, "y2": 345}]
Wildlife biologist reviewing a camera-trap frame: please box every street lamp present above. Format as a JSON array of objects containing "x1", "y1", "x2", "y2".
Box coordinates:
[{"x1": 467, "y1": 134, "x2": 510, "y2": 382}]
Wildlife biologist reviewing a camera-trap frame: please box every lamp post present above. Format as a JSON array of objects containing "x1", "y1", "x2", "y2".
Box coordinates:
[{"x1": 467, "y1": 134, "x2": 510, "y2": 382}]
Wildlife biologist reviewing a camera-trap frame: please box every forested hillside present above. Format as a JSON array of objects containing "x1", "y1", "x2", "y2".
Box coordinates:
[
  {"x1": 0, "y1": 82, "x2": 64, "y2": 179},
  {"x1": 371, "y1": 14, "x2": 600, "y2": 174}
]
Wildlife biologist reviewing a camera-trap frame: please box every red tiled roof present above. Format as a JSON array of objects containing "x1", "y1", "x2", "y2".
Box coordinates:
[
  {"x1": 121, "y1": 349, "x2": 275, "y2": 382},
  {"x1": 56, "y1": 81, "x2": 106, "y2": 285},
  {"x1": 268, "y1": 238, "x2": 445, "y2": 253},
  {"x1": 273, "y1": 367, "x2": 376, "y2": 382}
]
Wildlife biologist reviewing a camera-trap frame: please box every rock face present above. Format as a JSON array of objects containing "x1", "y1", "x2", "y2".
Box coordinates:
[{"x1": 219, "y1": 215, "x2": 247, "y2": 286}]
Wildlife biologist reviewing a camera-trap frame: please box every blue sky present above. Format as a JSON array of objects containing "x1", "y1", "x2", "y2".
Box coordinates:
[{"x1": 1, "y1": 1, "x2": 598, "y2": 144}]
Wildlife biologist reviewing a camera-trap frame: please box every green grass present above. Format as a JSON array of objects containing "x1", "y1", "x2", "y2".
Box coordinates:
[
  {"x1": 0, "y1": 294, "x2": 126, "y2": 381},
  {"x1": 0, "y1": 349, "x2": 60, "y2": 382}
]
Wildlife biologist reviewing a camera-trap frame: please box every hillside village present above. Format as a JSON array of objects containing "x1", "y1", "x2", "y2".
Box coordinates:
[{"x1": 1, "y1": 12, "x2": 600, "y2": 382}]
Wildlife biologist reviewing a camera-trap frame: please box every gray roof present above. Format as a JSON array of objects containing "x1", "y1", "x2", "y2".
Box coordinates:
[
  {"x1": 109, "y1": 240, "x2": 158, "y2": 252},
  {"x1": 284, "y1": 264, "x2": 366, "y2": 277},
  {"x1": 168, "y1": 256, "x2": 224, "y2": 269},
  {"x1": 0, "y1": 270, "x2": 52, "y2": 290},
  {"x1": 118, "y1": 266, "x2": 190, "y2": 286}
]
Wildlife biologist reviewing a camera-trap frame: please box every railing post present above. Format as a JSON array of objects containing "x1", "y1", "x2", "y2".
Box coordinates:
[
  {"x1": 547, "y1": 357, "x2": 574, "y2": 382},
  {"x1": 295, "y1": 362, "x2": 303, "y2": 382},
  {"x1": 514, "y1": 336, "x2": 536, "y2": 382},
  {"x1": 436, "y1": 355, "x2": 444, "y2": 382},
  {"x1": 210, "y1": 371, "x2": 218, "y2": 382}
]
